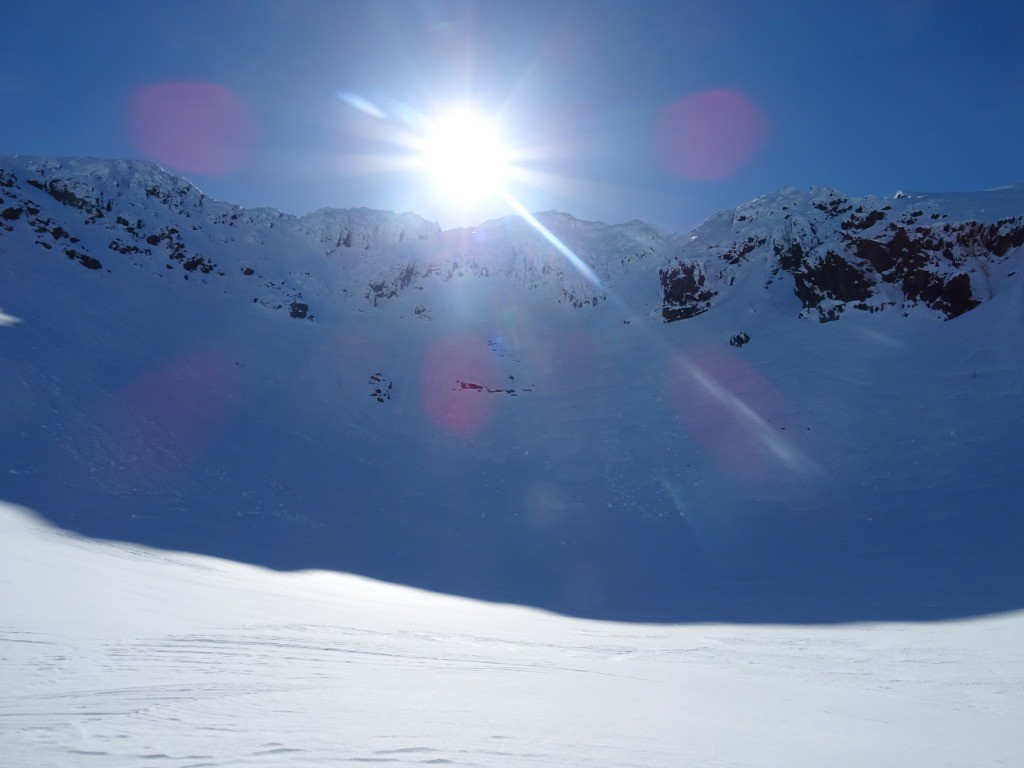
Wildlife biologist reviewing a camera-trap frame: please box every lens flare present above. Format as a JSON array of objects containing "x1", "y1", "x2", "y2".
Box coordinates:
[
  {"x1": 498, "y1": 190, "x2": 603, "y2": 287},
  {"x1": 0, "y1": 305, "x2": 22, "y2": 326},
  {"x1": 71, "y1": 347, "x2": 242, "y2": 495},
  {"x1": 128, "y1": 81, "x2": 255, "y2": 175},
  {"x1": 337, "y1": 91, "x2": 386, "y2": 120},
  {"x1": 665, "y1": 348, "x2": 819, "y2": 492},
  {"x1": 656, "y1": 88, "x2": 768, "y2": 179},
  {"x1": 417, "y1": 109, "x2": 511, "y2": 201},
  {"x1": 333, "y1": 97, "x2": 602, "y2": 292},
  {"x1": 421, "y1": 335, "x2": 503, "y2": 436}
]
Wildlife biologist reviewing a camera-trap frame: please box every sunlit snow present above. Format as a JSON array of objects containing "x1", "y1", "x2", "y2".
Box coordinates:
[{"x1": 2, "y1": 503, "x2": 1022, "y2": 767}]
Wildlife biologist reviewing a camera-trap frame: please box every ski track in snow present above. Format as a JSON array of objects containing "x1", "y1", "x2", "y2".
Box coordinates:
[{"x1": 2, "y1": 503, "x2": 1023, "y2": 768}]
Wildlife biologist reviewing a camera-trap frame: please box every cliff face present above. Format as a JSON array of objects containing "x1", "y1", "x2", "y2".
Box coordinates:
[
  {"x1": 2, "y1": 157, "x2": 1022, "y2": 326},
  {"x1": 0, "y1": 156, "x2": 663, "y2": 320},
  {"x1": 659, "y1": 185, "x2": 1024, "y2": 323}
]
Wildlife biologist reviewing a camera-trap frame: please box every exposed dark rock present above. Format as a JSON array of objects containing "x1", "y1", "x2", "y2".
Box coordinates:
[
  {"x1": 791, "y1": 250, "x2": 874, "y2": 309},
  {"x1": 724, "y1": 236, "x2": 765, "y2": 264},
  {"x1": 369, "y1": 372, "x2": 392, "y2": 402},
  {"x1": 561, "y1": 287, "x2": 603, "y2": 309},
  {"x1": 108, "y1": 239, "x2": 149, "y2": 256},
  {"x1": 64, "y1": 248, "x2": 103, "y2": 270},
  {"x1": 455, "y1": 379, "x2": 528, "y2": 396},
  {"x1": 27, "y1": 177, "x2": 106, "y2": 220},
  {"x1": 905, "y1": 270, "x2": 980, "y2": 318},
  {"x1": 181, "y1": 255, "x2": 215, "y2": 273},
  {"x1": 659, "y1": 187, "x2": 1022, "y2": 324},
  {"x1": 816, "y1": 304, "x2": 845, "y2": 323},
  {"x1": 958, "y1": 217, "x2": 1024, "y2": 258},
  {"x1": 289, "y1": 301, "x2": 309, "y2": 318},
  {"x1": 660, "y1": 261, "x2": 717, "y2": 322},
  {"x1": 841, "y1": 209, "x2": 886, "y2": 231},
  {"x1": 146, "y1": 227, "x2": 179, "y2": 246},
  {"x1": 812, "y1": 195, "x2": 852, "y2": 217},
  {"x1": 777, "y1": 241, "x2": 805, "y2": 273},
  {"x1": 368, "y1": 263, "x2": 418, "y2": 305},
  {"x1": 845, "y1": 219, "x2": 1022, "y2": 317},
  {"x1": 729, "y1": 332, "x2": 750, "y2": 347},
  {"x1": 853, "y1": 228, "x2": 920, "y2": 275}
]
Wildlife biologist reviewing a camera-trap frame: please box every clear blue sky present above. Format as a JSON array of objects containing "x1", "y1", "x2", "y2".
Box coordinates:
[{"x1": 3, "y1": 1, "x2": 1023, "y2": 233}]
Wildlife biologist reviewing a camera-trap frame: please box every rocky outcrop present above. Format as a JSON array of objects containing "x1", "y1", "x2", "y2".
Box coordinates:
[
  {"x1": 659, "y1": 261, "x2": 717, "y2": 321},
  {"x1": 660, "y1": 185, "x2": 1024, "y2": 322}
]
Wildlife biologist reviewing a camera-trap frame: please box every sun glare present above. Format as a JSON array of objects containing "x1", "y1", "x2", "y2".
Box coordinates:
[
  {"x1": 336, "y1": 95, "x2": 600, "y2": 286},
  {"x1": 418, "y1": 110, "x2": 510, "y2": 201}
]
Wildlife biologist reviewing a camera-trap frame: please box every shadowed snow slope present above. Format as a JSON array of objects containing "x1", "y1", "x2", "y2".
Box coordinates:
[
  {"x1": 2, "y1": 502, "x2": 1022, "y2": 767},
  {"x1": 1, "y1": 156, "x2": 1022, "y2": 622}
]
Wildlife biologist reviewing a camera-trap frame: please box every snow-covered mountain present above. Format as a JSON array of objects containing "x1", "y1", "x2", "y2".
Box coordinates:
[
  {"x1": 1, "y1": 155, "x2": 1022, "y2": 623},
  {"x1": 4, "y1": 156, "x2": 1022, "y2": 325},
  {"x1": 660, "y1": 183, "x2": 1024, "y2": 323},
  {"x1": 0, "y1": 155, "x2": 658, "y2": 319}
]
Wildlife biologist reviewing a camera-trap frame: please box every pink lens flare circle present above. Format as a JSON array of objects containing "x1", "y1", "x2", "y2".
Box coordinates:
[
  {"x1": 73, "y1": 347, "x2": 242, "y2": 494},
  {"x1": 656, "y1": 88, "x2": 769, "y2": 179},
  {"x1": 421, "y1": 335, "x2": 502, "y2": 437},
  {"x1": 128, "y1": 81, "x2": 255, "y2": 175}
]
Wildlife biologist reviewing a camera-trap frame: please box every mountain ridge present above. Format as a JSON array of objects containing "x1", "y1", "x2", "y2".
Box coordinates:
[{"x1": 3, "y1": 154, "x2": 1022, "y2": 327}]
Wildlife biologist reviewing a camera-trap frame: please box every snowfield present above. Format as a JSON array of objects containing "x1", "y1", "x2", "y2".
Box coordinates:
[{"x1": 2, "y1": 501, "x2": 1022, "y2": 767}]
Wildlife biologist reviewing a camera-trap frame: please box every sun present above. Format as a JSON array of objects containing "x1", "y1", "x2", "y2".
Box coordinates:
[{"x1": 417, "y1": 109, "x2": 510, "y2": 201}]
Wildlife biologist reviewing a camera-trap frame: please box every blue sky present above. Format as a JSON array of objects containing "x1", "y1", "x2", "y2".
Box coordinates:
[{"x1": 3, "y1": 0, "x2": 1023, "y2": 232}]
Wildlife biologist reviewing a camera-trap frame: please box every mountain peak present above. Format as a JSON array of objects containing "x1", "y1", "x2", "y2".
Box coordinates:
[
  {"x1": 662, "y1": 183, "x2": 1024, "y2": 322},
  {"x1": 2, "y1": 156, "x2": 1022, "y2": 327}
]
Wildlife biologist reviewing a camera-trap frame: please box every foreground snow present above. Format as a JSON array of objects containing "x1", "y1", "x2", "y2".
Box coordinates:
[{"x1": 2, "y1": 502, "x2": 1021, "y2": 767}]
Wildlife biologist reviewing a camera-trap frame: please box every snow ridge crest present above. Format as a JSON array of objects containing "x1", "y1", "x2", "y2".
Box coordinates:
[
  {"x1": 2, "y1": 155, "x2": 1023, "y2": 324},
  {"x1": 661, "y1": 184, "x2": 1024, "y2": 322}
]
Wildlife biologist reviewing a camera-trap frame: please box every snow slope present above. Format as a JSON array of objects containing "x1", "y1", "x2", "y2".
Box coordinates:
[
  {"x1": 2, "y1": 501, "x2": 1022, "y2": 768},
  {"x1": 1, "y1": 156, "x2": 1022, "y2": 623}
]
